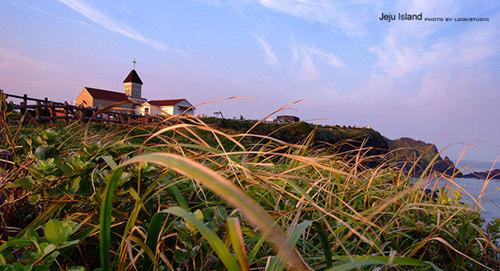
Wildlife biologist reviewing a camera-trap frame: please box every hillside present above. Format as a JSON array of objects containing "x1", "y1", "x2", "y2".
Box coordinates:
[
  {"x1": 203, "y1": 118, "x2": 388, "y2": 150},
  {"x1": 203, "y1": 118, "x2": 461, "y2": 176}
]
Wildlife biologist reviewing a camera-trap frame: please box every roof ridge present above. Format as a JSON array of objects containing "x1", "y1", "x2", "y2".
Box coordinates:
[
  {"x1": 85, "y1": 87, "x2": 120, "y2": 92},
  {"x1": 85, "y1": 87, "x2": 130, "y2": 102},
  {"x1": 147, "y1": 99, "x2": 189, "y2": 106}
]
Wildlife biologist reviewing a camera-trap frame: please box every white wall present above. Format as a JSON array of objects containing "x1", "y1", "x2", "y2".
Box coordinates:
[
  {"x1": 137, "y1": 100, "x2": 195, "y2": 116},
  {"x1": 137, "y1": 103, "x2": 172, "y2": 116},
  {"x1": 136, "y1": 104, "x2": 149, "y2": 115},
  {"x1": 159, "y1": 106, "x2": 173, "y2": 115}
]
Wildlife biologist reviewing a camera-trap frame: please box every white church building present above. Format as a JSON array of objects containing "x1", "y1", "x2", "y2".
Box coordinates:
[{"x1": 75, "y1": 68, "x2": 194, "y2": 116}]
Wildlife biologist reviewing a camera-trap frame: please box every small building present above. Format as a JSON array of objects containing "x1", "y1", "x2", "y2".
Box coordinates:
[
  {"x1": 75, "y1": 67, "x2": 194, "y2": 116},
  {"x1": 75, "y1": 87, "x2": 135, "y2": 113},
  {"x1": 138, "y1": 99, "x2": 194, "y2": 116},
  {"x1": 276, "y1": 115, "x2": 300, "y2": 123}
]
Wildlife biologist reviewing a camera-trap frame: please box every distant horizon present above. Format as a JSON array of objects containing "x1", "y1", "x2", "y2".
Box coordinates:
[{"x1": 1, "y1": 0, "x2": 499, "y2": 161}]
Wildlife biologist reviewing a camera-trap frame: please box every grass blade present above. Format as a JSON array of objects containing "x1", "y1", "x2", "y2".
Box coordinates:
[
  {"x1": 169, "y1": 184, "x2": 190, "y2": 210},
  {"x1": 227, "y1": 217, "x2": 249, "y2": 271},
  {"x1": 267, "y1": 220, "x2": 313, "y2": 271},
  {"x1": 144, "y1": 212, "x2": 167, "y2": 270},
  {"x1": 99, "y1": 168, "x2": 123, "y2": 271},
  {"x1": 287, "y1": 220, "x2": 312, "y2": 246},
  {"x1": 121, "y1": 153, "x2": 310, "y2": 270},
  {"x1": 314, "y1": 221, "x2": 333, "y2": 268},
  {"x1": 248, "y1": 235, "x2": 266, "y2": 265},
  {"x1": 163, "y1": 206, "x2": 240, "y2": 271}
]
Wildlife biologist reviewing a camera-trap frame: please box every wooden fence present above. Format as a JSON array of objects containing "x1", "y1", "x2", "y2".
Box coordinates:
[{"x1": 0, "y1": 89, "x2": 152, "y2": 124}]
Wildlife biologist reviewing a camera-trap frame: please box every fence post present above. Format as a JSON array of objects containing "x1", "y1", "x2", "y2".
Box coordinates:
[
  {"x1": 78, "y1": 106, "x2": 83, "y2": 121},
  {"x1": 21, "y1": 94, "x2": 28, "y2": 115},
  {"x1": 49, "y1": 101, "x2": 56, "y2": 122},
  {"x1": 73, "y1": 106, "x2": 78, "y2": 120},
  {"x1": 35, "y1": 101, "x2": 41, "y2": 121},
  {"x1": 76, "y1": 106, "x2": 81, "y2": 120},
  {"x1": 64, "y1": 101, "x2": 69, "y2": 119}
]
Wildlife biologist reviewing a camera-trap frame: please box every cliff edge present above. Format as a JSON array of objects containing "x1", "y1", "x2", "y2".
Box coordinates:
[{"x1": 387, "y1": 137, "x2": 463, "y2": 177}]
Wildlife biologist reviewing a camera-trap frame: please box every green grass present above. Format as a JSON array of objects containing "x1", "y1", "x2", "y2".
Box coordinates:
[{"x1": 0, "y1": 105, "x2": 498, "y2": 270}]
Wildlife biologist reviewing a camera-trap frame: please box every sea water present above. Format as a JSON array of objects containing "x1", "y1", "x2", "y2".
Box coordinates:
[
  {"x1": 422, "y1": 178, "x2": 499, "y2": 224},
  {"x1": 452, "y1": 178, "x2": 499, "y2": 224}
]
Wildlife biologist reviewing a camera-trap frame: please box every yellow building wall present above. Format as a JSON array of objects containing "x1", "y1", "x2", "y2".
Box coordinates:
[
  {"x1": 75, "y1": 88, "x2": 134, "y2": 113},
  {"x1": 160, "y1": 106, "x2": 174, "y2": 115},
  {"x1": 75, "y1": 89, "x2": 93, "y2": 107}
]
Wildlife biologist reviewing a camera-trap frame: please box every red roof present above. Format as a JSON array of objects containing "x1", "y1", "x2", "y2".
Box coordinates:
[
  {"x1": 85, "y1": 87, "x2": 130, "y2": 102},
  {"x1": 148, "y1": 99, "x2": 187, "y2": 106}
]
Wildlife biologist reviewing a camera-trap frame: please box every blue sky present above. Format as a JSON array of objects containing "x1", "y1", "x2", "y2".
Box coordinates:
[{"x1": 0, "y1": 0, "x2": 499, "y2": 162}]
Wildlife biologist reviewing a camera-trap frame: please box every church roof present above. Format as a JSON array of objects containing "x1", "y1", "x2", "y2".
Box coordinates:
[
  {"x1": 85, "y1": 87, "x2": 130, "y2": 102},
  {"x1": 147, "y1": 99, "x2": 187, "y2": 106},
  {"x1": 123, "y1": 69, "x2": 143, "y2": 84}
]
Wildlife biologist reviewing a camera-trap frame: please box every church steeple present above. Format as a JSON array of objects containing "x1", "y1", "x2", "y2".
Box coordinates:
[
  {"x1": 123, "y1": 69, "x2": 143, "y2": 85},
  {"x1": 123, "y1": 60, "x2": 143, "y2": 99}
]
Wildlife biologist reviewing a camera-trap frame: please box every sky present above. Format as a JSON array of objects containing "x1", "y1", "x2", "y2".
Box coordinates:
[{"x1": 0, "y1": 0, "x2": 499, "y2": 162}]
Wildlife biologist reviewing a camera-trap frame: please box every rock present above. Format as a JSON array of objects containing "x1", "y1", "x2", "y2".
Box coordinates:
[
  {"x1": 461, "y1": 169, "x2": 500, "y2": 180},
  {"x1": 433, "y1": 156, "x2": 463, "y2": 177},
  {"x1": 387, "y1": 138, "x2": 462, "y2": 177}
]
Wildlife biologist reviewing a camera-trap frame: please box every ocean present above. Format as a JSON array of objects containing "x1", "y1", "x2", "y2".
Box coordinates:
[
  {"x1": 455, "y1": 160, "x2": 499, "y2": 223},
  {"x1": 452, "y1": 178, "x2": 499, "y2": 224},
  {"x1": 458, "y1": 160, "x2": 499, "y2": 174},
  {"x1": 422, "y1": 177, "x2": 499, "y2": 224}
]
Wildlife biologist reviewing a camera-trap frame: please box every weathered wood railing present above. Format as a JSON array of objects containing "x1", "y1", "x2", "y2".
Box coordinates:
[{"x1": 0, "y1": 89, "x2": 151, "y2": 124}]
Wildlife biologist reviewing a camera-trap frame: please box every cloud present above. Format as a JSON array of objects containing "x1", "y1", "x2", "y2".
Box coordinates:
[
  {"x1": 0, "y1": 47, "x2": 66, "y2": 81},
  {"x1": 256, "y1": 0, "x2": 381, "y2": 36},
  {"x1": 0, "y1": 46, "x2": 78, "y2": 100},
  {"x1": 196, "y1": 0, "x2": 380, "y2": 36},
  {"x1": 56, "y1": 0, "x2": 175, "y2": 51},
  {"x1": 298, "y1": 50, "x2": 319, "y2": 80},
  {"x1": 12, "y1": 2, "x2": 93, "y2": 28},
  {"x1": 304, "y1": 47, "x2": 343, "y2": 68},
  {"x1": 196, "y1": 0, "x2": 225, "y2": 6},
  {"x1": 253, "y1": 35, "x2": 279, "y2": 66},
  {"x1": 368, "y1": 1, "x2": 499, "y2": 88},
  {"x1": 290, "y1": 37, "x2": 343, "y2": 81}
]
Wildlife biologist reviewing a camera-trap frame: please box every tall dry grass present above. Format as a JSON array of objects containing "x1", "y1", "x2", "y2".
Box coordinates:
[{"x1": 0, "y1": 104, "x2": 498, "y2": 270}]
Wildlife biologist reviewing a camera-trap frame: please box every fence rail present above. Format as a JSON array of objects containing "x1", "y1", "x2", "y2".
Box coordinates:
[{"x1": 0, "y1": 89, "x2": 154, "y2": 124}]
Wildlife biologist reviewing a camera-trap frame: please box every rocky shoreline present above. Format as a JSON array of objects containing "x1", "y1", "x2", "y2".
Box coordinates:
[
  {"x1": 387, "y1": 137, "x2": 463, "y2": 177},
  {"x1": 387, "y1": 138, "x2": 500, "y2": 179},
  {"x1": 460, "y1": 169, "x2": 500, "y2": 180}
]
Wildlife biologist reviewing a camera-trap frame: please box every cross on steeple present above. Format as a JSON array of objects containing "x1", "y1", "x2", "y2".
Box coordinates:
[{"x1": 132, "y1": 58, "x2": 137, "y2": 70}]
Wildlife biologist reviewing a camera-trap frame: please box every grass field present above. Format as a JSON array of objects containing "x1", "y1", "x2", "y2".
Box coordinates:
[{"x1": 0, "y1": 109, "x2": 498, "y2": 270}]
